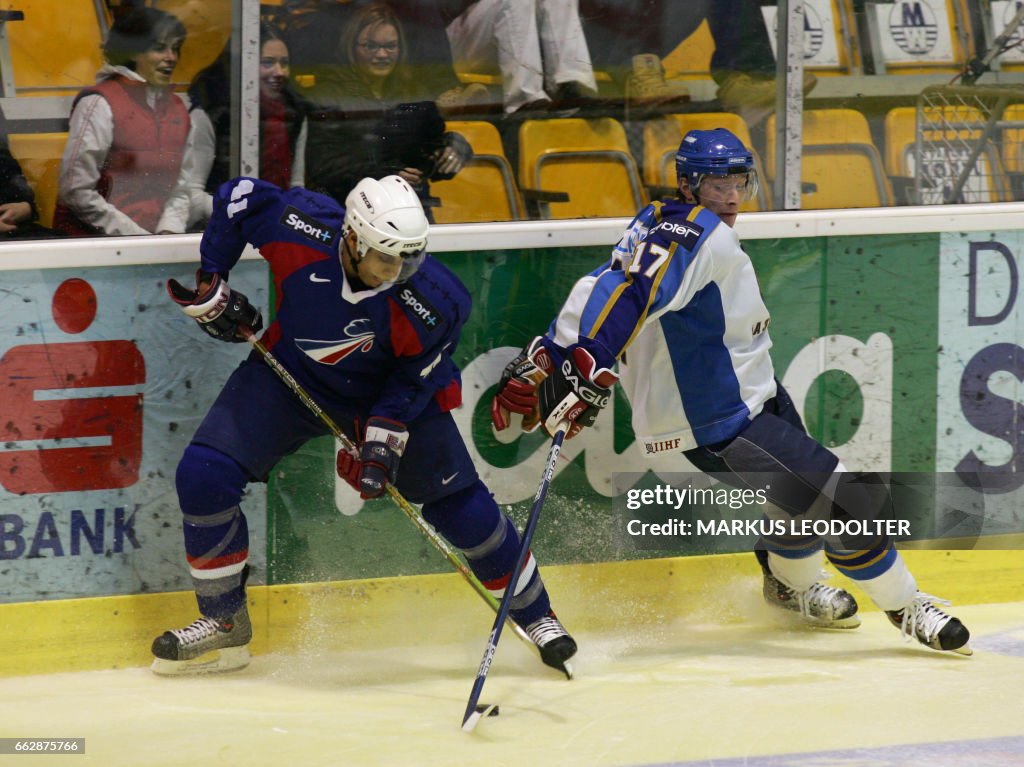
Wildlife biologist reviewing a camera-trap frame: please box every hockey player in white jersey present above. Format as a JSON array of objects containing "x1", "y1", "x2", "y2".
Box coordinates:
[{"x1": 492, "y1": 128, "x2": 971, "y2": 654}]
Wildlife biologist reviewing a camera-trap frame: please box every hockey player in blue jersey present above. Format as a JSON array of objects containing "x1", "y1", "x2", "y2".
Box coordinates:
[
  {"x1": 152, "y1": 174, "x2": 577, "y2": 675},
  {"x1": 492, "y1": 128, "x2": 972, "y2": 655}
]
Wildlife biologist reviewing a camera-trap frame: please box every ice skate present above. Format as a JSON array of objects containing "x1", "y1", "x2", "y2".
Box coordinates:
[
  {"x1": 886, "y1": 592, "x2": 972, "y2": 655},
  {"x1": 523, "y1": 611, "x2": 577, "y2": 679},
  {"x1": 151, "y1": 605, "x2": 253, "y2": 675},
  {"x1": 763, "y1": 571, "x2": 861, "y2": 628}
]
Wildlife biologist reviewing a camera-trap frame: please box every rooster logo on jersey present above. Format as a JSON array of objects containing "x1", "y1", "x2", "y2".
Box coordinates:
[{"x1": 295, "y1": 319, "x2": 375, "y2": 364}]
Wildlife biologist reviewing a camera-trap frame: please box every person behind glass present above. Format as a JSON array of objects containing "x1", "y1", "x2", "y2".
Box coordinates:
[
  {"x1": 305, "y1": 2, "x2": 471, "y2": 213},
  {"x1": 436, "y1": 0, "x2": 599, "y2": 115},
  {"x1": 283, "y1": 0, "x2": 484, "y2": 112},
  {"x1": 0, "y1": 120, "x2": 62, "y2": 240},
  {"x1": 174, "y1": 22, "x2": 309, "y2": 230},
  {"x1": 53, "y1": 7, "x2": 191, "y2": 236}
]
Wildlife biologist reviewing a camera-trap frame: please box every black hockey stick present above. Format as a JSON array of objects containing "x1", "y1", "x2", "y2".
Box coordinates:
[
  {"x1": 461, "y1": 420, "x2": 568, "y2": 732},
  {"x1": 240, "y1": 328, "x2": 533, "y2": 648}
]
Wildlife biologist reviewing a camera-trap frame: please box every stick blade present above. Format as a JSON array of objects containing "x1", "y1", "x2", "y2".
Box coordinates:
[{"x1": 461, "y1": 703, "x2": 499, "y2": 732}]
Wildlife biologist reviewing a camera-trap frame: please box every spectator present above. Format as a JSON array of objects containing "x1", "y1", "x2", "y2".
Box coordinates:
[
  {"x1": 173, "y1": 22, "x2": 309, "y2": 230},
  {"x1": 53, "y1": 7, "x2": 191, "y2": 236},
  {"x1": 284, "y1": 0, "x2": 486, "y2": 113},
  {"x1": 304, "y1": 2, "x2": 472, "y2": 214},
  {"x1": 0, "y1": 120, "x2": 62, "y2": 240},
  {"x1": 437, "y1": 0, "x2": 599, "y2": 116},
  {"x1": 579, "y1": 0, "x2": 814, "y2": 120}
]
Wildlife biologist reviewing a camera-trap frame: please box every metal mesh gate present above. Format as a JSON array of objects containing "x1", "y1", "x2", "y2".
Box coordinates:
[{"x1": 911, "y1": 85, "x2": 1024, "y2": 204}]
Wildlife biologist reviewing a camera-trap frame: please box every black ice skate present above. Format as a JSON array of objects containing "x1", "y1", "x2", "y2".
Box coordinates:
[
  {"x1": 524, "y1": 611, "x2": 577, "y2": 679},
  {"x1": 762, "y1": 573, "x2": 861, "y2": 629},
  {"x1": 886, "y1": 592, "x2": 972, "y2": 655},
  {"x1": 151, "y1": 605, "x2": 253, "y2": 675}
]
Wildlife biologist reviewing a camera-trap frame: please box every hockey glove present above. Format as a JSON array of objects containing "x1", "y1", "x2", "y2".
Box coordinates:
[
  {"x1": 538, "y1": 346, "x2": 618, "y2": 438},
  {"x1": 491, "y1": 336, "x2": 554, "y2": 433},
  {"x1": 336, "y1": 449, "x2": 362, "y2": 495},
  {"x1": 356, "y1": 416, "x2": 408, "y2": 499},
  {"x1": 167, "y1": 271, "x2": 263, "y2": 343}
]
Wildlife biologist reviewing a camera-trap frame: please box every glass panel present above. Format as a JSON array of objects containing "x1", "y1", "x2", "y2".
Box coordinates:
[{"x1": 3, "y1": 0, "x2": 1024, "y2": 239}]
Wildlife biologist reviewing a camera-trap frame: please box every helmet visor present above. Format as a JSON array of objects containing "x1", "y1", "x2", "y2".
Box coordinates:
[{"x1": 696, "y1": 170, "x2": 758, "y2": 203}]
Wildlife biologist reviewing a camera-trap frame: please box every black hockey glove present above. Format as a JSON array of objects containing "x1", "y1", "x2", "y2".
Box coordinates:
[
  {"x1": 167, "y1": 271, "x2": 263, "y2": 343},
  {"x1": 538, "y1": 346, "x2": 618, "y2": 439},
  {"x1": 356, "y1": 416, "x2": 408, "y2": 500},
  {"x1": 491, "y1": 336, "x2": 553, "y2": 433}
]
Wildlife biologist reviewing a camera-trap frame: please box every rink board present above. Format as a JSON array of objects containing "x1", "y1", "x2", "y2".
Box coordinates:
[{"x1": 2, "y1": 545, "x2": 1022, "y2": 677}]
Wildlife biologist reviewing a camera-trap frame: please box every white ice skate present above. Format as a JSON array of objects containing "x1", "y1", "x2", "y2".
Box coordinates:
[{"x1": 763, "y1": 572, "x2": 861, "y2": 629}]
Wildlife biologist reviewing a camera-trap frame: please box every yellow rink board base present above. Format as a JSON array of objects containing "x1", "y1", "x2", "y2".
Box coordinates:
[{"x1": 2, "y1": 547, "x2": 1022, "y2": 677}]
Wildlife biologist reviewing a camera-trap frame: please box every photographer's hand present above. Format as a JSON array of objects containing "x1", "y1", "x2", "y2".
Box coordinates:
[
  {"x1": 434, "y1": 146, "x2": 464, "y2": 177},
  {"x1": 399, "y1": 167, "x2": 425, "y2": 188}
]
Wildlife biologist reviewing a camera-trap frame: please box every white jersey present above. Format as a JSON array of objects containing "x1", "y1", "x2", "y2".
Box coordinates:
[{"x1": 548, "y1": 199, "x2": 777, "y2": 453}]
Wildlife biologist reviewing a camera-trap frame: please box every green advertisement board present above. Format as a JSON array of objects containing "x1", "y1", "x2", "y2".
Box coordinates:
[{"x1": 265, "y1": 232, "x2": 954, "y2": 585}]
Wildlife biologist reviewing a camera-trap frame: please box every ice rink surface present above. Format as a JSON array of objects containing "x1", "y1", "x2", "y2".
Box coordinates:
[{"x1": 2, "y1": 599, "x2": 1022, "y2": 767}]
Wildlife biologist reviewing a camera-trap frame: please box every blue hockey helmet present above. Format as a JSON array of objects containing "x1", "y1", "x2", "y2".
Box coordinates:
[{"x1": 675, "y1": 128, "x2": 758, "y2": 202}]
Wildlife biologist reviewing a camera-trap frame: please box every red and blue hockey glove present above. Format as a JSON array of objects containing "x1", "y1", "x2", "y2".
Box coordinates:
[
  {"x1": 491, "y1": 336, "x2": 554, "y2": 433},
  {"x1": 336, "y1": 449, "x2": 362, "y2": 494},
  {"x1": 167, "y1": 271, "x2": 262, "y2": 343},
  {"x1": 355, "y1": 416, "x2": 408, "y2": 500},
  {"x1": 538, "y1": 346, "x2": 618, "y2": 439}
]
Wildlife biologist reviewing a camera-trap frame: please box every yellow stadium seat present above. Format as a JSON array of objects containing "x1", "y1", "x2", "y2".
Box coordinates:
[
  {"x1": 517, "y1": 117, "x2": 644, "y2": 219},
  {"x1": 642, "y1": 112, "x2": 767, "y2": 211},
  {"x1": 7, "y1": 132, "x2": 67, "y2": 228},
  {"x1": 1000, "y1": 104, "x2": 1024, "y2": 174},
  {"x1": 764, "y1": 109, "x2": 892, "y2": 209},
  {"x1": 431, "y1": 120, "x2": 523, "y2": 223},
  {"x1": 765, "y1": 108, "x2": 874, "y2": 176},
  {"x1": 5, "y1": 0, "x2": 106, "y2": 96},
  {"x1": 885, "y1": 105, "x2": 1010, "y2": 204}
]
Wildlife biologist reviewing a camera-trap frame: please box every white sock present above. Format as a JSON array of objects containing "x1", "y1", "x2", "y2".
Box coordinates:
[
  {"x1": 851, "y1": 550, "x2": 917, "y2": 611},
  {"x1": 767, "y1": 548, "x2": 826, "y2": 592}
]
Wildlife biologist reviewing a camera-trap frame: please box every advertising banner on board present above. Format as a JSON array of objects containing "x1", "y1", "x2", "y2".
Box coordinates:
[
  {"x1": 3, "y1": 230, "x2": 1021, "y2": 601},
  {"x1": 0, "y1": 262, "x2": 268, "y2": 602}
]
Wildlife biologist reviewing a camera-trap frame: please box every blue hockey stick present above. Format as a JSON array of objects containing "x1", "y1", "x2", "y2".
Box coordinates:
[{"x1": 461, "y1": 421, "x2": 568, "y2": 732}]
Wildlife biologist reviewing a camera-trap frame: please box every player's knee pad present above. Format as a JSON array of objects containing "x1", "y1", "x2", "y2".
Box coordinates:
[
  {"x1": 175, "y1": 443, "x2": 249, "y2": 518},
  {"x1": 421, "y1": 479, "x2": 502, "y2": 551}
]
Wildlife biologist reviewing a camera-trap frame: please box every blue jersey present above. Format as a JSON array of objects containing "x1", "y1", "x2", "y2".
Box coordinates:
[
  {"x1": 548, "y1": 198, "x2": 777, "y2": 452},
  {"x1": 199, "y1": 177, "x2": 468, "y2": 424}
]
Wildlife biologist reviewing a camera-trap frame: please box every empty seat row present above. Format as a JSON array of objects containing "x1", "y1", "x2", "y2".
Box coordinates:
[{"x1": 433, "y1": 105, "x2": 1024, "y2": 222}]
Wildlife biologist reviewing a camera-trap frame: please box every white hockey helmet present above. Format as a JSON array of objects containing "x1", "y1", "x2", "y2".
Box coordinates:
[{"x1": 343, "y1": 175, "x2": 429, "y2": 282}]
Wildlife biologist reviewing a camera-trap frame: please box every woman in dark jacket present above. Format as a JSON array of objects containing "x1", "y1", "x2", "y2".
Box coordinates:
[{"x1": 304, "y1": 2, "x2": 470, "y2": 216}]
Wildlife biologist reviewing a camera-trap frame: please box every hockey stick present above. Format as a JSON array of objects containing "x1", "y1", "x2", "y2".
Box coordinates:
[
  {"x1": 240, "y1": 328, "x2": 533, "y2": 648},
  {"x1": 461, "y1": 421, "x2": 568, "y2": 732}
]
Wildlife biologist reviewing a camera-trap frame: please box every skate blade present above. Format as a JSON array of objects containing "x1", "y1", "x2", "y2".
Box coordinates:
[
  {"x1": 806, "y1": 615, "x2": 861, "y2": 630},
  {"x1": 951, "y1": 643, "x2": 973, "y2": 657},
  {"x1": 150, "y1": 645, "x2": 250, "y2": 676},
  {"x1": 561, "y1": 659, "x2": 574, "y2": 680}
]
